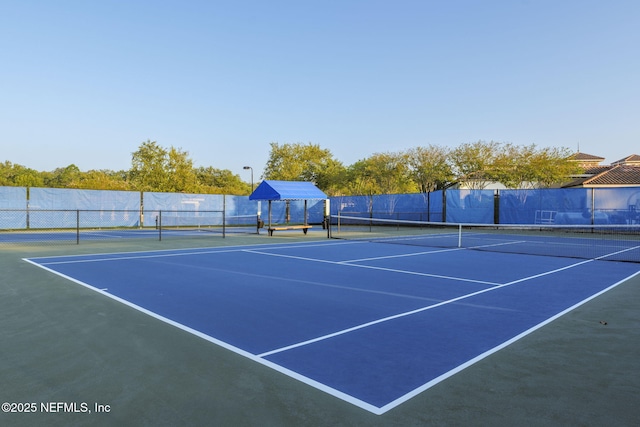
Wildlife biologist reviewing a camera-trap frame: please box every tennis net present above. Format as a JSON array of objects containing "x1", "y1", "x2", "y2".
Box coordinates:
[
  {"x1": 156, "y1": 210, "x2": 226, "y2": 237},
  {"x1": 156, "y1": 212, "x2": 260, "y2": 237},
  {"x1": 330, "y1": 214, "x2": 640, "y2": 263},
  {"x1": 224, "y1": 214, "x2": 260, "y2": 234}
]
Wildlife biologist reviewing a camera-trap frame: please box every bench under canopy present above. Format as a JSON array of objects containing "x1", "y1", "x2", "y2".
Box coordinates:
[{"x1": 248, "y1": 180, "x2": 328, "y2": 235}]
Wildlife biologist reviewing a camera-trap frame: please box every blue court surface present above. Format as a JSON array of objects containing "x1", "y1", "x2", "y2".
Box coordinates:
[{"x1": 25, "y1": 240, "x2": 640, "y2": 415}]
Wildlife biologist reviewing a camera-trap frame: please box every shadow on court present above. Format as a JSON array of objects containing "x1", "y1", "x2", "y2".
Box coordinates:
[{"x1": 1, "y1": 232, "x2": 639, "y2": 426}]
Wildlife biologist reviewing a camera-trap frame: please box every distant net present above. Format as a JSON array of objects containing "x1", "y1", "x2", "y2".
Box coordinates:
[
  {"x1": 330, "y1": 214, "x2": 640, "y2": 263},
  {"x1": 156, "y1": 210, "x2": 226, "y2": 236},
  {"x1": 156, "y1": 211, "x2": 259, "y2": 237},
  {"x1": 224, "y1": 214, "x2": 259, "y2": 234}
]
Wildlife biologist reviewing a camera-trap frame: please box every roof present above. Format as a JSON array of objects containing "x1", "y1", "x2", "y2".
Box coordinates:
[
  {"x1": 569, "y1": 152, "x2": 605, "y2": 162},
  {"x1": 249, "y1": 180, "x2": 327, "y2": 201},
  {"x1": 563, "y1": 165, "x2": 640, "y2": 187},
  {"x1": 582, "y1": 166, "x2": 612, "y2": 175},
  {"x1": 611, "y1": 154, "x2": 640, "y2": 165}
]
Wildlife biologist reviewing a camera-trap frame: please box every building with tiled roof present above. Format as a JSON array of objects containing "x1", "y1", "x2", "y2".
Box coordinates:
[
  {"x1": 563, "y1": 154, "x2": 640, "y2": 188},
  {"x1": 569, "y1": 152, "x2": 605, "y2": 168},
  {"x1": 611, "y1": 154, "x2": 640, "y2": 166}
]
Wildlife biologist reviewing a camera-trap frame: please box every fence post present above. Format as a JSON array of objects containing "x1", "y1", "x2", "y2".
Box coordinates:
[
  {"x1": 442, "y1": 190, "x2": 447, "y2": 222},
  {"x1": 159, "y1": 210, "x2": 162, "y2": 241},
  {"x1": 591, "y1": 188, "x2": 595, "y2": 225},
  {"x1": 76, "y1": 210, "x2": 80, "y2": 244}
]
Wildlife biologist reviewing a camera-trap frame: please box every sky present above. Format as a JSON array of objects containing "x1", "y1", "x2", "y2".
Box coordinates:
[{"x1": 1, "y1": 0, "x2": 638, "y2": 180}]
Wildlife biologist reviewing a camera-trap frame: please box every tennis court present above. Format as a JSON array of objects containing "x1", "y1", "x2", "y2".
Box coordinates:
[{"x1": 23, "y1": 228, "x2": 640, "y2": 415}]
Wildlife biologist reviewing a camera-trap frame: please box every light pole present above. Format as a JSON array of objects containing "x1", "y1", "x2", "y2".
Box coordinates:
[{"x1": 243, "y1": 166, "x2": 254, "y2": 192}]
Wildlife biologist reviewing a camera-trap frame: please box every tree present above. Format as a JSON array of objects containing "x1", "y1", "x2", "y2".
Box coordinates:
[
  {"x1": 489, "y1": 143, "x2": 581, "y2": 189},
  {"x1": 128, "y1": 140, "x2": 200, "y2": 192},
  {"x1": 165, "y1": 146, "x2": 200, "y2": 193},
  {"x1": 263, "y1": 142, "x2": 345, "y2": 194},
  {"x1": 67, "y1": 170, "x2": 131, "y2": 190},
  {"x1": 528, "y1": 146, "x2": 582, "y2": 188},
  {"x1": 491, "y1": 143, "x2": 536, "y2": 189},
  {"x1": 345, "y1": 152, "x2": 418, "y2": 195},
  {"x1": 45, "y1": 164, "x2": 81, "y2": 188},
  {"x1": 405, "y1": 145, "x2": 454, "y2": 192},
  {"x1": 0, "y1": 161, "x2": 44, "y2": 187},
  {"x1": 128, "y1": 140, "x2": 170, "y2": 191},
  {"x1": 449, "y1": 141, "x2": 501, "y2": 189},
  {"x1": 195, "y1": 167, "x2": 250, "y2": 195},
  {"x1": 344, "y1": 159, "x2": 378, "y2": 196}
]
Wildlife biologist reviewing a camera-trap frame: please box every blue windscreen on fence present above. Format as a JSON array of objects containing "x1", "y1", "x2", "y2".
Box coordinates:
[
  {"x1": 29, "y1": 187, "x2": 141, "y2": 228},
  {"x1": 496, "y1": 187, "x2": 640, "y2": 225},
  {"x1": 330, "y1": 193, "x2": 434, "y2": 221},
  {"x1": 332, "y1": 187, "x2": 640, "y2": 226},
  {"x1": 225, "y1": 195, "x2": 260, "y2": 226},
  {"x1": 0, "y1": 186, "x2": 28, "y2": 228},
  {"x1": 330, "y1": 195, "x2": 372, "y2": 217},
  {"x1": 429, "y1": 191, "x2": 444, "y2": 222},
  {"x1": 371, "y1": 193, "x2": 429, "y2": 221},
  {"x1": 142, "y1": 192, "x2": 225, "y2": 227},
  {"x1": 500, "y1": 188, "x2": 595, "y2": 224},
  {"x1": 593, "y1": 187, "x2": 640, "y2": 224},
  {"x1": 445, "y1": 189, "x2": 494, "y2": 224},
  {"x1": 3, "y1": 186, "x2": 639, "y2": 233}
]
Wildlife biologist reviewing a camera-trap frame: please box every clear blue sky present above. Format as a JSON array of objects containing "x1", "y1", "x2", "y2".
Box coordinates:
[{"x1": 1, "y1": 0, "x2": 638, "y2": 179}]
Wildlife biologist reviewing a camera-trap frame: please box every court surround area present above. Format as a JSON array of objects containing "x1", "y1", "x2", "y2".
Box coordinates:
[{"x1": 2, "y1": 228, "x2": 639, "y2": 426}]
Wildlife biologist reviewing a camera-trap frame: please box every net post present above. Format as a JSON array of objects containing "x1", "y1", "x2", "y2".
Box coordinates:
[
  {"x1": 325, "y1": 198, "x2": 330, "y2": 238},
  {"x1": 256, "y1": 200, "x2": 262, "y2": 235},
  {"x1": 139, "y1": 191, "x2": 144, "y2": 229},
  {"x1": 159, "y1": 210, "x2": 162, "y2": 241},
  {"x1": 458, "y1": 224, "x2": 462, "y2": 247},
  {"x1": 76, "y1": 209, "x2": 80, "y2": 244},
  {"x1": 222, "y1": 196, "x2": 226, "y2": 238}
]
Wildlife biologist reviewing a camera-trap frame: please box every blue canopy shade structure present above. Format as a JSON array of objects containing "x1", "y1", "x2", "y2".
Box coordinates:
[
  {"x1": 248, "y1": 181, "x2": 328, "y2": 235},
  {"x1": 249, "y1": 180, "x2": 327, "y2": 201}
]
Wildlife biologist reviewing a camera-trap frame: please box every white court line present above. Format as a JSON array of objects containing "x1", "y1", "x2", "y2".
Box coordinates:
[
  {"x1": 469, "y1": 240, "x2": 526, "y2": 249},
  {"x1": 21, "y1": 256, "x2": 380, "y2": 414},
  {"x1": 141, "y1": 256, "x2": 448, "y2": 305},
  {"x1": 377, "y1": 269, "x2": 640, "y2": 414},
  {"x1": 596, "y1": 244, "x2": 640, "y2": 260},
  {"x1": 37, "y1": 249, "x2": 247, "y2": 265},
  {"x1": 23, "y1": 243, "x2": 640, "y2": 415},
  {"x1": 243, "y1": 249, "x2": 500, "y2": 286},
  {"x1": 79, "y1": 232, "x2": 124, "y2": 238},
  {"x1": 339, "y1": 246, "x2": 464, "y2": 263},
  {"x1": 27, "y1": 239, "x2": 352, "y2": 260},
  {"x1": 33, "y1": 240, "x2": 357, "y2": 265},
  {"x1": 342, "y1": 238, "x2": 528, "y2": 263},
  {"x1": 257, "y1": 257, "x2": 599, "y2": 358}
]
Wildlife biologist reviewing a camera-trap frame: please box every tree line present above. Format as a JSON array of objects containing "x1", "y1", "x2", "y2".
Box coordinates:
[
  {"x1": 1, "y1": 140, "x2": 582, "y2": 196},
  {"x1": 0, "y1": 140, "x2": 250, "y2": 195},
  {"x1": 264, "y1": 141, "x2": 582, "y2": 195}
]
